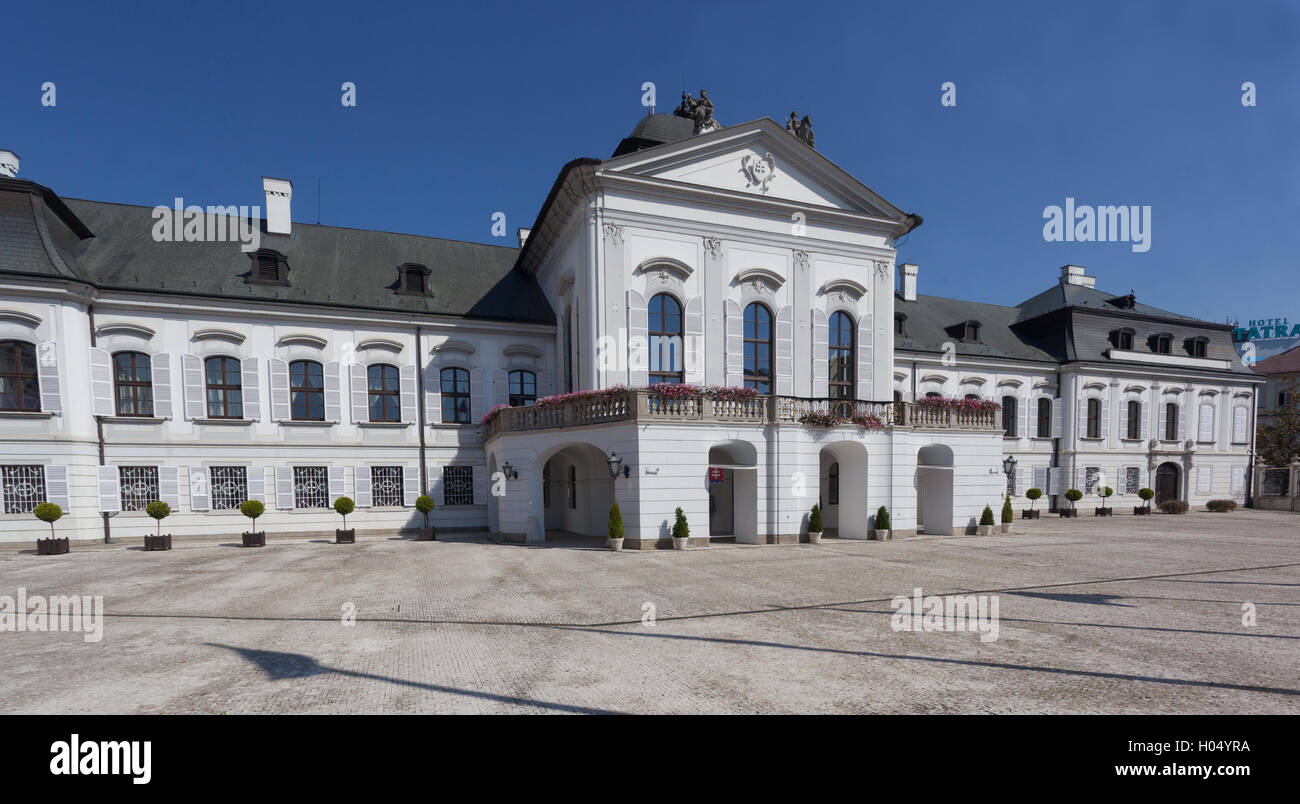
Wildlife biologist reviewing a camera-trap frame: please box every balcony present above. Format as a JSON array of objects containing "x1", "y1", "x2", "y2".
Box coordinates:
[{"x1": 482, "y1": 390, "x2": 1002, "y2": 440}]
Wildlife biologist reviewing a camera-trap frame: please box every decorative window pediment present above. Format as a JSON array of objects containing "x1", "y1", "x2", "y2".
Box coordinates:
[
  {"x1": 95, "y1": 321, "x2": 155, "y2": 339},
  {"x1": 432, "y1": 340, "x2": 476, "y2": 357},
  {"x1": 358, "y1": 338, "x2": 403, "y2": 354},
  {"x1": 193, "y1": 328, "x2": 247, "y2": 345},
  {"x1": 818, "y1": 278, "x2": 868, "y2": 301},
  {"x1": 636, "y1": 258, "x2": 694, "y2": 282},
  {"x1": 0, "y1": 309, "x2": 43, "y2": 328},
  {"x1": 277, "y1": 333, "x2": 329, "y2": 349}
]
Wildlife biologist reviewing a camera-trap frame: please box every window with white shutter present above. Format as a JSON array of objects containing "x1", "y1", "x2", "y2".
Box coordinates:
[
  {"x1": 37, "y1": 340, "x2": 62, "y2": 414},
  {"x1": 151, "y1": 352, "x2": 173, "y2": 419},
  {"x1": 1198, "y1": 402, "x2": 1215, "y2": 443},
  {"x1": 1196, "y1": 466, "x2": 1212, "y2": 494},
  {"x1": 1232, "y1": 406, "x2": 1248, "y2": 443},
  {"x1": 97, "y1": 465, "x2": 121, "y2": 513},
  {"x1": 89, "y1": 346, "x2": 115, "y2": 417}
]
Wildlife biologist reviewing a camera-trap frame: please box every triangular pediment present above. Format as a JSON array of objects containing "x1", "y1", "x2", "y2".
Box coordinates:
[{"x1": 600, "y1": 118, "x2": 906, "y2": 221}]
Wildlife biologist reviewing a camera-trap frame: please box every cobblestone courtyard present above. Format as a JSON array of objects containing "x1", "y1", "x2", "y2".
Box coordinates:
[{"x1": 2, "y1": 511, "x2": 1297, "y2": 714}]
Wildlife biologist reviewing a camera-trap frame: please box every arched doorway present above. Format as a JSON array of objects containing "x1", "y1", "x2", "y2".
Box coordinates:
[
  {"x1": 818, "y1": 441, "x2": 870, "y2": 539},
  {"x1": 916, "y1": 444, "x2": 954, "y2": 535},
  {"x1": 535, "y1": 443, "x2": 614, "y2": 543},
  {"x1": 707, "y1": 440, "x2": 758, "y2": 543},
  {"x1": 1155, "y1": 462, "x2": 1180, "y2": 506}
]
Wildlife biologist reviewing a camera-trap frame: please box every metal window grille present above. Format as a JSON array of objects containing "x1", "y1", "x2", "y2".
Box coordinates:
[
  {"x1": 294, "y1": 466, "x2": 329, "y2": 508},
  {"x1": 371, "y1": 466, "x2": 404, "y2": 507},
  {"x1": 1085, "y1": 467, "x2": 1100, "y2": 494},
  {"x1": 210, "y1": 466, "x2": 248, "y2": 510},
  {"x1": 1125, "y1": 467, "x2": 1140, "y2": 495},
  {"x1": 2, "y1": 464, "x2": 46, "y2": 513},
  {"x1": 119, "y1": 466, "x2": 159, "y2": 511},
  {"x1": 442, "y1": 465, "x2": 473, "y2": 506}
]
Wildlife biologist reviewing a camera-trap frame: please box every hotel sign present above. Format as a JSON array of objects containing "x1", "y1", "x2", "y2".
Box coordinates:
[{"x1": 1233, "y1": 317, "x2": 1300, "y2": 342}]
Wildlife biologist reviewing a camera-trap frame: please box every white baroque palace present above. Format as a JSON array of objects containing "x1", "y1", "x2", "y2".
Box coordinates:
[{"x1": 0, "y1": 113, "x2": 1261, "y2": 546}]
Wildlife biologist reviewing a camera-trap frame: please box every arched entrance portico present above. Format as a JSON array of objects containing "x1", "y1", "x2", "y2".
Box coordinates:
[
  {"x1": 707, "y1": 440, "x2": 758, "y2": 543},
  {"x1": 916, "y1": 444, "x2": 954, "y2": 535},
  {"x1": 1155, "y1": 462, "x2": 1181, "y2": 506},
  {"x1": 818, "y1": 441, "x2": 870, "y2": 539},
  {"x1": 533, "y1": 443, "x2": 615, "y2": 543}
]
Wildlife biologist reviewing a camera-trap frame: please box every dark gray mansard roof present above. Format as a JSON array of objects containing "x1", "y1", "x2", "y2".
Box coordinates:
[{"x1": 0, "y1": 177, "x2": 553, "y2": 325}]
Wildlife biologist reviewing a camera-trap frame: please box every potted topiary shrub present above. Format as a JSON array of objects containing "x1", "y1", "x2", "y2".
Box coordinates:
[
  {"x1": 1023, "y1": 488, "x2": 1042, "y2": 519},
  {"x1": 977, "y1": 505, "x2": 995, "y2": 536},
  {"x1": 1135, "y1": 488, "x2": 1154, "y2": 515},
  {"x1": 144, "y1": 501, "x2": 172, "y2": 550},
  {"x1": 608, "y1": 501, "x2": 624, "y2": 551},
  {"x1": 672, "y1": 507, "x2": 689, "y2": 550},
  {"x1": 1061, "y1": 489, "x2": 1082, "y2": 517},
  {"x1": 872, "y1": 505, "x2": 891, "y2": 540},
  {"x1": 415, "y1": 494, "x2": 436, "y2": 541},
  {"x1": 334, "y1": 496, "x2": 356, "y2": 543},
  {"x1": 34, "y1": 502, "x2": 68, "y2": 555},
  {"x1": 1159, "y1": 499, "x2": 1189, "y2": 515},
  {"x1": 239, "y1": 499, "x2": 266, "y2": 547},
  {"x1": 1094, "y1": 486, "x2": 1114, "y2": 517},
  {"x1": 1000, "y1": 495, "x2": 1013, "y2": 532},
  {"x1": 807, "y1": 503, "x2": 823, "y2": 544}
]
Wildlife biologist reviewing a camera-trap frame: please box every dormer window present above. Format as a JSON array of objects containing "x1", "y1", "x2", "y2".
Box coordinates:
[
  {"x1": 396, "y1": 263, "x2": 431, "y2": 296},
  {"x1": 895, "y1": 313, "x2": 907, "y2": 337},
  {"x1": 248, "y1": 249, "x2": 289, "y2": 286},
  {"x1": 961, "y1": 320, "x2": 981, "y2": 343},
  {"x1": 1151, "y1": 333, "x2": 1173, "y2": 355},
  {"x1": 1185, "y1": 336, "x2": 1209, "y2": 358},
  {"x1": 1111, "y1": 328, "x2": 1135, "y2": 351}
]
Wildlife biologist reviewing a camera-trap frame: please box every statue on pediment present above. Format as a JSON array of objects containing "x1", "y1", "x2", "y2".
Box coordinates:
[
  {"x1": 786, "y1": 111, "x2": 815, "y2": 149},
  {"x1": 675, "y1": 89, "x2": 720, "y2": 134}
]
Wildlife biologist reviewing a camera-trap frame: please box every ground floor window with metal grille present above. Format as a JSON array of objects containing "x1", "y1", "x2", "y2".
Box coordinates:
[
  {"x1": 442, "y1": 465, "x2": 473, "y2": 506},
  {"x1": 210, "y1": 466, "x2": 247, "y2": 510},
  {"x1": 1, "y1": 465, "x2": 46, "y2": 513},
  {"x1": 371, "y1": 466, "x2": 404, "y2": 507},
  {"x1": 119, "y1": 466, "x2": 159, "y2": 511},
  {"x1": 1124, "y1": 467, "x2": 1141, "y2": 495},
  {"x1": 294, "y1": 466, "x2": 329, "y2": 508}
]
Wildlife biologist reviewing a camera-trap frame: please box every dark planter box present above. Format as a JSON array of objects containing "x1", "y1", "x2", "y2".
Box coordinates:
[
  {"x1": 144, "y1": 534, "x2": 172, "y2": 551},
  {"x1": 1134, "y1": 506, "x2": 1151, "y2": 515},
  {"x1": 417, "y1": 527, "x2": 437, "y2": 541},
  {"x1": 242, "y1": 531, "x2": 266, "y2": 548},
  {"x1": 335, "y1": 529, "x2": 355, "y2": 544},
  {"x1": 1094, "y1": 507, "x2": 1113, "y2": 517},
  {"x1": 1059, "y1": 509, "x2": 1079, "y2": 518},
  {"x1": 37, "y1": 537, "x2": 69, "y2": 555},
  {"x1": 1021, "y1": 509, "x2": 1041, "y2": 519}
]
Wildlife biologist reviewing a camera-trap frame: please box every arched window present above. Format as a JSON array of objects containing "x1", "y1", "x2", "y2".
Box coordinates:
[
  {"x1": 964, "y1": 393, "x2": 981, "y2": 401},
  {"x1": 289, "y1": 359, "x2": 325, "y2": 421},
  {"x1": 1037, "y1": 397, "x2": 1052, "y2": 437},
  {"x1": 0, "y1": 340, "x2": 39, "y2": 412},
  {"x1": 204, "y1": 356, "x2": 243, "y2": 419},
  {"x1": 1152, "y1": 333, "x2": 1173, "y2": 354},
  {"x1": 509, "y1": 370, "x2": 536, "y2": 406},
  {"x1": 828, "y1": 311, "x2": 855, "y2": 400},
  {"x1": 113, "y1": 351, "x2": 153, "y2": 417},
  {"x1": 367, "y1": 364, "x2": 400, "y2": 422},
  {"x1": 1198, "y1": 401, "x2": 1216, "y2": 442},
  {"x1": 828, "y1": 462, "x2": 840, "y2": 506},
  {"x1": 1086, "y1": 398, "x2": 1101, "y2": 439},
  {"x1": 1126, "y1": 400, "x2": 1141, "y2": 439},
  {"x1": 925, "y1": 391, "x2": 941, "y2": 399},
  {"x1": 743, "y1": 302, "x2": 773, "y2": 394},
  {"x1": 440, "y1": 367, "x2": 470, "y2": 423},
  {"x1": 1002, "y1": 395, "x2": 1017, "y2": 437},
  {"x1": 647, "y1": 293, "x2": 683, "y2": 385},
  {"x1": 1165, "y1": 402, "x2": 1179, "y2": 441}
]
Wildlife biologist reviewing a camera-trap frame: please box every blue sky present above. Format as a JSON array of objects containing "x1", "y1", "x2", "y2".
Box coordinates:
[{"x1": 3, "y1": 0, "x2": 1297, "y2": 324}]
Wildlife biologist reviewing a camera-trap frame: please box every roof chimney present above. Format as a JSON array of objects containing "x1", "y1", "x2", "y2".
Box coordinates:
[
  {"x1": 1059, "y1": 264, "x2": 1095, "y2": 289},
  {"x1": 262, "y1": 177, "x2": 293, "y2": 235},
  {"x1": 0, "y1": 150, "x2": 18, "y2": 178},
  {"x1": 900, "y1": 263, "x2": 918, "y2": 302}
]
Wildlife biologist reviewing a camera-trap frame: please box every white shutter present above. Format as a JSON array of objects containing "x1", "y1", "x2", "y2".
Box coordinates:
[
  {"x1": 1033, "y1": 466, "x2": 1048, "y2": 493},
  {"x1": 1139, "y1": 401, "x2": 1149, "y2": 440},
  {"x1": 37, "y1": 340, "x2": 61, "y2": 414},
  {"x1": 470, "y1": 368, "x2": 487, "y2": 423},
  {"x1": 471, "y1": 465, "x2": 488, "y2": 505},
  {"x1": 239, "y1": 356, "x2": 259, "y2": 421},
  {"x1": 537, "y1": 369, "x2": 553, "y2": 398},
  {"x1": 1158, "y1": 401, "x2": 1168, "y2": 440},
  {"x1": 1099, "y1": 398, "x2": 1109, "y2": 441},
  {"x1": 275, "y1": 466, "x2": 294, "y2": 509},
  {"x1": 159, "y1": 466, "x2": 180, "y2": 509},
  {"x1": 1118, "y1": 400, "x2": 1129, "y2": 440},
  {"x1": 249, "y1": 467, "x2": 267, "y2": 505},
  {"x1": 328, "y1": 466, "x2": 345, "y2": 502},
  {"x1": 97, "y1": 465, "x2": 120, "y2": 513},
  {"x1": 403, "y1": 465, "x2": 419, "y2": 507},
  {"x1": 324, "y1": 361, "x2": 341, "y2": 422},
  {"x1": 684, "y1": 296, "x2": 704, "y2": 384},
  {"x1": 493, "y1": 367, "x2": 509, "y2": 408},
  {"x1": 775, "y1": 305, "x2": 794, "y2": 396},
  {"x1": 1015, "y1": 465, "x2": 1026, "y2": 495},
  {"x1": 1050, "y1": 398, "x2": 1063, "y2": 438},
  {"x1": 350, "y1": 363, "x2": 368, "y2": 423},
  {"x1": 399, "y1": 365, "x2": 417, "y2": 423},
  {"x1": 182, "y1": 354, "x2": 205, "y2": 420},
  {"x1": 1232, "y1": 406, "x2": 1247, "y2": 443},
  {"x1": 354, "y1": 466, "x2": 372, "y2": 507},
  {"x1": 724, "y1": 299, "x2": 743, "y2": 387},
  {"x1": 269, "y1": 358, "x2": 290, "y2": 421},
  {"x1": 1077, "y1": 399, "x2": 1088, "y2": 440},
  {"x1": 1048, "y1": 467, "x2": 1064, "y2": 494},
  {"x1": 147, "y1": 353, "x2": 172, "y2": 419},
  {"x1": 89, "y1": 346, "x2": 114, "y2": 417},
  {"x1": 187, "y1": 467, "x2": 210, "y2": 511},
  {"x1": 1197, "y1": 466, "x2": 1212, "y2": 494},
  {"x1": 627, "y1": 290, "x2": 649, "y2": 387},
  {"x1": 1231, "y1": 465, "x2": 1246, "y2": 493},
  {"x1": 424, "y1": 363, "x2": 442, "y2": 424},
  {"x1": 1176, "y1": 396, "x2": 1187, "y2": 441},
  {"x1": 811, "y1": 308, "x2": 828, "y2": 396},
  {"x1": 1198, "y1": 403, "x2": 1214, "y2": 443},
  {"x1": 430, "y1": 463, "x2": 445, "y2": 505},
  {"x1": 856, "y1": 314, "x2": 873, "y2": 400},
  {"x1": 1075, "y1": 466, "x2": 1086, "y2": 494},
  {"x1": 45, "y1": 465, "x2": 70, "y2": 511}
]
